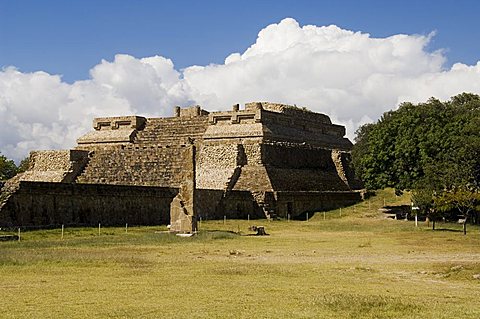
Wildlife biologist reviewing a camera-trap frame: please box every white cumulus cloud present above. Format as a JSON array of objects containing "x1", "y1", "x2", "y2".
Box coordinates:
[{"x1": 1, "y1": 17, "x2": 480, "y2": 161}]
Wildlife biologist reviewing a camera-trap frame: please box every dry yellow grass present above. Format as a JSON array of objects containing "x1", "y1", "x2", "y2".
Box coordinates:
[{"x1": 1, "y1": 189, "x2": 479, "y2": 318}]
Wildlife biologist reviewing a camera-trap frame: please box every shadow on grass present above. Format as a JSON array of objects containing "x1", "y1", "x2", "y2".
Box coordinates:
[
  {"x1": 292, "y1": 211, "x2": 317, "y2": 221},
  {"x1": 194, "y1": 230, "x2": 239, "y2": 240},
  {"x1": 431, "y1": 228, "x2": 463, "y2": 233}
]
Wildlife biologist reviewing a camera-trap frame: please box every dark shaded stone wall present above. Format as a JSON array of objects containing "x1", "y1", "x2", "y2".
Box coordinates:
[
  {"x1": 263, "y1": 143, "x2": 334, "y2": 169},
  {"x1": 261, "y1": 110, "x2": 352, "y2": 151},
  {"x1": 266, "y1": 168, "x2": 350, "y2": 192},
  {"x1": 196, "y1": 189, "x2": 264, "y2": 220},
  {"x1": 275, "y1": 191, "x2": 363, "y2": 218},
  {"x1": 0, "y1": 181, "x2": 177, "y2": 227},
  {"x1": 195, "y1": 189, "x2": 361, "y2": 220}
]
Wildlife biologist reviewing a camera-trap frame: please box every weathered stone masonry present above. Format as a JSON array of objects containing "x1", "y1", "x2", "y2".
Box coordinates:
[
  {"x1": 0, "y1": 102, "x2": 363, "y2": 231},
  {"x1": 0, "y1": 182, "x2": 176, "y2": 227}
]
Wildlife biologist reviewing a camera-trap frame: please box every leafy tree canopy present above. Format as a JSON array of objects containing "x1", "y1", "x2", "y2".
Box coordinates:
[
  {"x1": 17, "y1": 156, "x2": 31, "y2": 174},
  {"x1": 0, "y1": 153, "x2": 18, "y2": 181},
  {"x1": 353, "y1": 93, "x2": 480, "y2": 232},
  {"x1": 353, "y1": 93, "x2": 480, "y2": 191}
]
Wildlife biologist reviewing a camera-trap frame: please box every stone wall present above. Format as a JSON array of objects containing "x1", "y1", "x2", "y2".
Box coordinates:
[
  {"x1": 266, "y1": 167, "x2": 350, "y2": 192},
  {"x1": 196, "y1": 189, "x2": 361, "y2": 220},
  {"x1": 205, "y1": 102, "x2": 351, "y2": 150},
  {"x1": 261, "y1": 111, "x2": 351, "y2": 150},
  {"x1": 197, "y1": 144, "x2": 240, "y2": 168},
  {"x1": 0, "y1": 181, "x2": 177, "y2": 227},
  {"x1": 243, "y1": 143, "x2": 262, "y2": 165},
  {"x1": 30, "y1": 150, "x2": 73, "y2": 172},
  {"x1": 176, "y1": 105, "x2": 209, "y2": 117},
  {"x1": 0, "y1": 150, "x2": 89, "y2": 213},
  {"x1": 196, "y1": 144, "x2": 240, "y2": 190},
  {"x1": 195, "y1": 189, "x2": 264, "y2": 220},
  {"x1": 245, "y1": 102, "x2": 332, "y2": 124},
  {"x1": 263, "y1": 143, "x2": 334, "y2": 169},
  {"x1": 77, "y1": 116, "x2": 146, "y2": 146},
  {"x1": 275, "y1": 191, "x2": 363, "y2": 218},
  {"x1": 25, "y1": 150, "x2": 89, "y2": 183}
]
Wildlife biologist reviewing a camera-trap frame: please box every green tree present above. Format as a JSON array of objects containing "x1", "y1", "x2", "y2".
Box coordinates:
[
  {"x1": 0, "y1": 153, "x2": 17, "y2": 181},
  {"x1": 411, "y1": 187, "x2": 437, "y2": 229},
  {"x1": 17, "y1": 156, "x2": 31, "y2": 173},
  {"x1": 435, "y1": 189, "x2": 480, "y2": 235},
  {"x1": 353, "y1": 93, "x2": 480, "y2": 192},
  {"x1": 353, "y1": 93, "x2": 480, "y2": 231}
]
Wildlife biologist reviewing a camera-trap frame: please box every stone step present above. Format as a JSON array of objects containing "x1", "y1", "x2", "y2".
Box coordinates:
[{"x1": 76, "y1": 148, "x2": 189, "y2": 186}]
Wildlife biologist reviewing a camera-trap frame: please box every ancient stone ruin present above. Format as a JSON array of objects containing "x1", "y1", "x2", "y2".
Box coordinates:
[{"x1": 0, "y1": 102, "x2": 363, "y2": 232}]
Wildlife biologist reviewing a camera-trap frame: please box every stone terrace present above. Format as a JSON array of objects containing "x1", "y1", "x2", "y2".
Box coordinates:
[{"x1": 1, "y1": 102, "x2": 364, "y2": 229}]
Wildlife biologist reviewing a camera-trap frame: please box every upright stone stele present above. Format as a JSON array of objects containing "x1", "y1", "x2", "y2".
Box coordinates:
[{"x1": 169, "y1": 145, "x2": 197, "y2": 233}]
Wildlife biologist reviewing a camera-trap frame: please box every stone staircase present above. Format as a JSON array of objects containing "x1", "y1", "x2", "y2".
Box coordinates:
[
  {"x1": 75, "y1": 146, "x2": 189, "y2": 187},
  {"x1": 251, "y1": 191, "x2": 276, "y2": 219},
  {"x1": 135, "y1": 117, "x2": 209, "y2": 145}
]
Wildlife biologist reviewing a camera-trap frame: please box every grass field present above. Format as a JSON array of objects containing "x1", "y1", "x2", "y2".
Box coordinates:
[{"x1": 1, "y1": 189, "x2": 480, "y2": 318}]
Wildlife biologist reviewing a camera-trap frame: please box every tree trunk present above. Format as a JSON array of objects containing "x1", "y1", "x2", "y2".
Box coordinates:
[
  {"x1": 432, "y1": 220, "x2": 435, "y2": 231},
  {"x1": 462, "y1": 212, "x2": 469, "y2": 235}
]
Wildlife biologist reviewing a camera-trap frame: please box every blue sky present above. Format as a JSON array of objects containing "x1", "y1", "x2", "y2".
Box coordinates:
[
  {"x1": 2, "y1": 0, "x2": 480, "y2": 161},
  {"x1": 2, "y1": 0, "x2": 480, "y2": 83}
]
